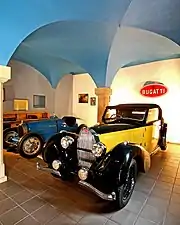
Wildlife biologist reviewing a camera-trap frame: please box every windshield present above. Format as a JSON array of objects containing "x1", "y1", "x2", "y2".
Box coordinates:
[{"x1": 104, "y1": 107, "x2": 146, "y2": 123}]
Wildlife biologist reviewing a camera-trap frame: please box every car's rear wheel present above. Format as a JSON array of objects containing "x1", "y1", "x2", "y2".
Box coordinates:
[
  {"x1": 115, "y1": 159, "x2": 137, "y2": 209},
  {"x1": 17, "y1": 133, "x2": 43, "y2": 159},
  {"x1": 3, "y1": 128, "x2": 18, "y2": 149}
]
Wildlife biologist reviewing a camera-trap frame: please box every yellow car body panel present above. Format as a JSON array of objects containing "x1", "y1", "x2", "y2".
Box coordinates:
[{"x1": 99, "y1": 124, "x2": 156, "y2": 153}]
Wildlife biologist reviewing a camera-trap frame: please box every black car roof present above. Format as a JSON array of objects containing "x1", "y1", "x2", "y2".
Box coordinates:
[{"x1": 107, "y1": 103, "x2": 161, "y2": 110}]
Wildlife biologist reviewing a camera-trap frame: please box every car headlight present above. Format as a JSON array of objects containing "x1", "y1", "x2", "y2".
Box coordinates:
[
  {"x1": 60, "y1": 136, "x2": 74, "y2": 149},
  {"x1": 92, "y1": 142, "x2": 106, "y2": 157}
]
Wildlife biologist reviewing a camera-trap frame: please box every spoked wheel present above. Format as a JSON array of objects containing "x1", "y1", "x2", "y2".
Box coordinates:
[
  {"x1": 3, "y1": 128, "x2": 18, "y2": 149},
  {"x1": 115, "y1": 159, "x2": 137, "y2": 210},
  {"x1": 17, "y1": 133, "x2": 43, "y2": 159}
]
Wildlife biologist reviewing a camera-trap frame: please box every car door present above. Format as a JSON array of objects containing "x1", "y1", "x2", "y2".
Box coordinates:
[{"x1": 145, "y1": 108, "x2": 161, "y2": 153}]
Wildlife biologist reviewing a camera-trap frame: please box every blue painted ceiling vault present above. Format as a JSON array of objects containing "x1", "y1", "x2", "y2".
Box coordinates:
[{"x1": 0, "y1": 0, "x2": 180, "y2": 87}]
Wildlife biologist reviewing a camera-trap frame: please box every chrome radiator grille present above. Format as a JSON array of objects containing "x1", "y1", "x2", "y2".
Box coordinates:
[{"x1": 77, "y1": 128, "x2": 96, "y2": 168}]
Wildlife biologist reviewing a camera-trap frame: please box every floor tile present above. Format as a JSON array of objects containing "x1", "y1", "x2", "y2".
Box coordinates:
[
  {"x1": 158, "y1": 174, "x2": 175, "y2": 184},
  {"x1": 164, "y1": 213, "x2": 180, "y2": 225},
  {"x1": 32, "y1": 203, "x2": 59, "y2": 224},
  {"x1": 135, "y1": 217, "x2": 158, "y2": 225},
  {"x1": 0, "y1": 191, "x2": 8, "y2": 202},
  {"x1": 62, "y1": 204, "x2": 87, "y2": 222},
  {"x1": 140, "y1": 204, "x2": 165, "y2": 224},
  {"x1": 125, "y1": 199, "x2": 144, "y2": 214},
  {"x1": 155, "y1": 180, "x2": 173, "y2": 191},
  {"x1": 160, "y1": 170, "x2": 177, "y2": 178},
  {"x1": 15, "y1": 216, "x2": 40, "y2": 225},
  {"x1": 175, "y1": 173, "x2": 180, "y2": 178},
  {"x1": 168, "y1": 202, "x2": 180, "y2": 219},
  {"x1": 0, "y1": 179, "x2": 17, "y2": 191},
  {"x1": 150, "y1": 187, "x2": 171, "y2": 200},
  {"x1": 172, "y1": 185, "x2": 180, "y2": 194},
  {"x1": 2, "y1": 182, "x2": 25, "y2": 197},
  {"x1": 131, "y1": 190, "x2": 148, "y2": 203},
  {"x1": 8, "y1": 169, "x2": 29, "y2": 183},
  {"x1": 21, "y1": 178, "x2": 48, "y2": 195},
  {"x1": 48, "y1": 213, "x2": 77, "y2": 225},
  {"x1": 175, "y1": 178, "x2": 180, "y2": 186},
  {"x1": 111, "y1": 209, "x2": 137, "y2": 225},
  {"x1": 146, "y1": 196, "x2": 169, "y2": 210},
  {"x1": 21, "y1": 196, "x2": 46, "y2": 214},
  {"x1": 46, "y1": 195, "x2": 76, "y2": 211},
  {"x1": 162, "y1": 166, "x2": 178, "y2": 173},
  {"x1": 78, "y1": 215, "x2": 108, "y2": 225},
  {"x1": 0, "y1": 206, "x2": 27, "y2": 225},
  {"x1": 0, "y1": 198, "x2": 17, "y2": 216},
  {"x1": 11, "y1": 189, "x2": 35, "y2": 205},
  {"x1": 105, "y1": 220, "x2": 119, "y2": 225},
  {"x1": 170, "y1": 192, "x2": 180, "y2": 205},
  {"x1": 134, "y1": 182, "x2": 153, "y2": 195}
]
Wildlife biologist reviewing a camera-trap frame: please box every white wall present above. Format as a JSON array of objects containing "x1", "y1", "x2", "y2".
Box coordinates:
[
  {"x1": 3, "y1": 61, "x2": 98, "y2": 127},
  {"x1": 110, "y1": 58, "x2": 180, "y2": 143},
  {"x1": 54, "y1": 74, "x2": 73, "y2": 117},
  {"x1": 72, "y1": 74, "x2": 98, "y2": 126},
  {"x1": 4, "y1": 60, "x2": 55, "y2": 113}
]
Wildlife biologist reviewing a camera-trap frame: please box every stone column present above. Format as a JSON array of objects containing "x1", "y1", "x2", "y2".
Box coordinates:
[
  {"x1": 95, "y1": 87, "x2": 112, "y2": 123},
  {"x1": 0, "y1": 65, "x2": 11, "y2": 183}
]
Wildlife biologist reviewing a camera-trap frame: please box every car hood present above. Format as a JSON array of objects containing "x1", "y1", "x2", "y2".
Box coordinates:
[
  {"x1": 24, "y1": 118, "x2": 58, "y2": 124},
  {"x1": 90, "y1": 123, "x2": 137, "y2": 135}
]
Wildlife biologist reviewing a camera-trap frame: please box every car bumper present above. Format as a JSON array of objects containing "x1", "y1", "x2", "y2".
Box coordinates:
[{"x1": 36, "y1": 162, "x2": 116, "y2": 201}]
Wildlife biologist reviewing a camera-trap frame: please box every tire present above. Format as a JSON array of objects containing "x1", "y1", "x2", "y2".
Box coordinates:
[
  {"x1": 17, "y1": 133, "x2": 44, "y2": 159},
  {"x1": 159, "y1": 123, "x2": 167, "y2": 151},
  {"x1": 115, "y1": 159, "x2": 137, "y2": 210},
  {"x1": 160, "y1": 138, "x2": 167, "y2": 151},
  {"x1": 3, "y1": 128, "x2": 18, "y2": 149}
]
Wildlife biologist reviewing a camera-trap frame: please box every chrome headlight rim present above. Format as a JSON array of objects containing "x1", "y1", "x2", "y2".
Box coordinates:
[
  {"x1": 60, "y1": 136, "x2": 74, "y2": 149},
  {"x1": 92, "y1": 142, "x2": 106, "y2": 157}
]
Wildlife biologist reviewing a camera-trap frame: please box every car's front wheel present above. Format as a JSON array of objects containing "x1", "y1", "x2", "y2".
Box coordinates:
[
  {"x1": 115, "y1": 159, "x2": 137, "y2": 209},
  {"x1": 17, "y1": 133, "x2": 43, "y2": 159}
]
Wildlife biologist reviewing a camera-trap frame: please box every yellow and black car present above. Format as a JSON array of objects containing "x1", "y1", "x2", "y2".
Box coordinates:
[{"x1": 37, "y1": 103, "x2": 167, "y2": 209}]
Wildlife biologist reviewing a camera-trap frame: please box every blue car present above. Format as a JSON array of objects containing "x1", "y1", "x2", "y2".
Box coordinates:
[{"x1": 3, "y1": 116, "x2": 86, "y2": 159}]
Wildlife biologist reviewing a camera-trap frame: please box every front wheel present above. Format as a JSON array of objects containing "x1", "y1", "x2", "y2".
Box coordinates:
[
  {"x1": 17, "y1": 133, "x2": 43, "y2": 159},
  {"x1": 115, "y1": 159, "x2": 137, "y2": 210}
]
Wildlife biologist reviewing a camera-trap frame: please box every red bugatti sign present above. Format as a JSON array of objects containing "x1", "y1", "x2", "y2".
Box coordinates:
[{"x1": 140, "y1": 81, "x2": 168, "y2": 97}]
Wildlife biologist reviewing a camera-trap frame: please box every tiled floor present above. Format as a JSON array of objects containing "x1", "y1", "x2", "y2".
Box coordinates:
[{"x1": 1, "y1": 144, "x2": 180, "y2": 225}]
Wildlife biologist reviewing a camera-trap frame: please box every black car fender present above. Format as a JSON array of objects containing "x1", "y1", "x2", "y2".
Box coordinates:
[
  {"x1": 42, "y1": 131, "x2": 77, "y2": 163},
  {"x1": 42, "y1": 132, "x2": 64, "y2": 163},
  {"x1": 94, "y1": 142, "x2": 151, "y2": 186}
]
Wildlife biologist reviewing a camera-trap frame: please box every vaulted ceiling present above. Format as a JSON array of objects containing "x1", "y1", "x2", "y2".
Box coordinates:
[{"x1": 0, "y1": 0, "x2": 180, "y2": 87}]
